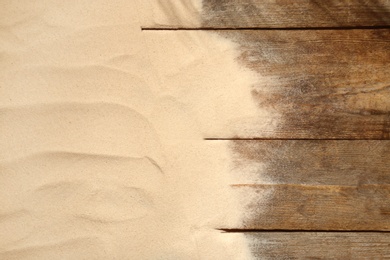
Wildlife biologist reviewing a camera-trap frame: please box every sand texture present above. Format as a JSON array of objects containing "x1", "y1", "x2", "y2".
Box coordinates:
[{"x1": 0, "y1": 0, "x2": 261, "y2": 259}]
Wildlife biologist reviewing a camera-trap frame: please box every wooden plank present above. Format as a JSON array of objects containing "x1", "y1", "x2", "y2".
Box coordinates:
[
  {"x1": 244, "y1": 232, "x2": 390, "y2": 259},
  {"x1": 227, "y1": 140, "x2": 390, "y2": 230},
  {"x1": 141, "y1": 30, "x2": 389, "y2": 139},
  {"x1": 230, "y1": 140, "x2": 390, "y2": 185},
  {"x1": 230, "y1": 184, "x2": 390, "y2": 230},
  {"x1": 141, "y1": 0, "x2": 390, "y2": 29},
  {"x1": 209, "y1": 29, "x2": 390, "y2": 139},
  {"x1": 202, "y1": 0, "x2": 390, "y2": 28}
]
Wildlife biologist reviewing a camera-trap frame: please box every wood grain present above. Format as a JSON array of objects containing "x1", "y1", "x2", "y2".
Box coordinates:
[
  {"x1": 230, "y1": 184, "x2": 390, "y2": 230},
  {"x1": 230, "y1": 140, "x2": 390, "y2": 185},
  {"x1": 142, "y1": 0, "x2": 390, "y2": 29},
  {"x1": 211, "y1": 29, "x2": 390, "y2": 139},
  {"x1": 244, "y1": 232, "x2": 390, "y2": 259},
  {"x1": 202, "y1": 0, "x2": 390, "y2": 29},
  {"x1": 227, "y1": 140, "x2": 390, "y2": 231}
]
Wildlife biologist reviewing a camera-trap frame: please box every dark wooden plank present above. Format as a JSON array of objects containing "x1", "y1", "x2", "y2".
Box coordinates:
[
  {"x1": 209, "y1": 29, "x2": 390, "y2": 139},
  {"x1": 142, "y1": 0, "x2": 390, "y2": 29},
  {"x1": 230, "y1": 184, "x2": 390, "y2": 230},
  {"x1": 230, "y1": 140, "x2": 390, "y2": 185},
  {"x1": 227, "y1": 140, "x2": 390, "y2": 230},
  {"x1": 202, "y1": 0, "x2": 390, "y2": 28},
  {"x1": 244, "y1": 232, "x2": 390, "y2": 259}
]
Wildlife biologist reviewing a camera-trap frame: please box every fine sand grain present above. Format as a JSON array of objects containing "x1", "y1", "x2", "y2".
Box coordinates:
[{"x1": 0, "y1": 1, "x2": 265, "y2": 259}]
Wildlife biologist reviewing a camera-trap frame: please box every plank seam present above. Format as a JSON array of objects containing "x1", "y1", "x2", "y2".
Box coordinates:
[
  {"x1": 230, "y1": 183, "x2": 390, "y2": 188},
  {"x1": 141, "y1": 26, "x2": 390, "y2": 31},
  {"x1": 217, "y1": 229, "x2": 390, "y2": 233},
  {"x1": 204, "y1": 138, "x2": 390, "y2": 141}
]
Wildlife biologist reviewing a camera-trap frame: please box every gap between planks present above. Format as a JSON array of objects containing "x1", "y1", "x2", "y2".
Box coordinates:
[
  {"x1": 217, "y1": 229, "x2": 390, "y2": 233},
  {"x1": 141, "y1": 26, "x2": 390, "y2": 31},
  {"x1": 203, "y1": 138, "x2": 389, "y2": 140}
]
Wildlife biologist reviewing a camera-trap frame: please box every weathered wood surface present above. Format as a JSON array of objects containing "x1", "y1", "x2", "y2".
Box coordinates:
[
  {"x1": 230, "y1": 140, "x2": 390, "y2": 231},
  {"x1": 230, "y1": 140, "x2": 390, "y2": 185},
  {"x1": 202, "y1": 0, "x2": 390, "y2": 28},
  {"x1": 210, "y1": 29, "x2": 390, "y2": 139},
  {"x1": 244, "y1": 232, "x2": 390, "y2": 259},
  {"x1": 230, "y1": 184, "x2": 390, "y2": 230},
  {"x1": 227, "y1": 141, "x2": 390, "y2": 231},
  {"x1": 142, "y1": 0, "x2": 390, "y2": 29}
]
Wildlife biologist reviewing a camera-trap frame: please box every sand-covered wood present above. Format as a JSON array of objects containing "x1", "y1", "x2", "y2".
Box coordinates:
[
  {"x1": 141, "y1": 0, "x2": 390, "y2": 29},
  {"x1": 208, "y1": 29, "x2": 390, "y2": 139},
  {"x1": 230, "y1": 184, "x2": 390, "y2": 230},
  {"x1": 227, "y1": 140, "x2": 390, "y2": 230},
  {"x1": 230, "y1": 140, "x2": 390, "y2": 185},
  {"x1": 202, "y1": 0, "x2": 390, "y2": 28},
  {"x1": 244, "y1": 232, "x2": 390, "y2": 259}
]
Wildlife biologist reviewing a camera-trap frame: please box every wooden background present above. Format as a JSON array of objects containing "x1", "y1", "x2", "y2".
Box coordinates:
[{"x1": 143, "y1": 0, "x2": 390, "y2": 258}]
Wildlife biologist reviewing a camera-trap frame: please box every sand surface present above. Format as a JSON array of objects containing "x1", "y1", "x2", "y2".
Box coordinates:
[{"x1": 0, "y1": 1, "x2": 260, "y2": 259}]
